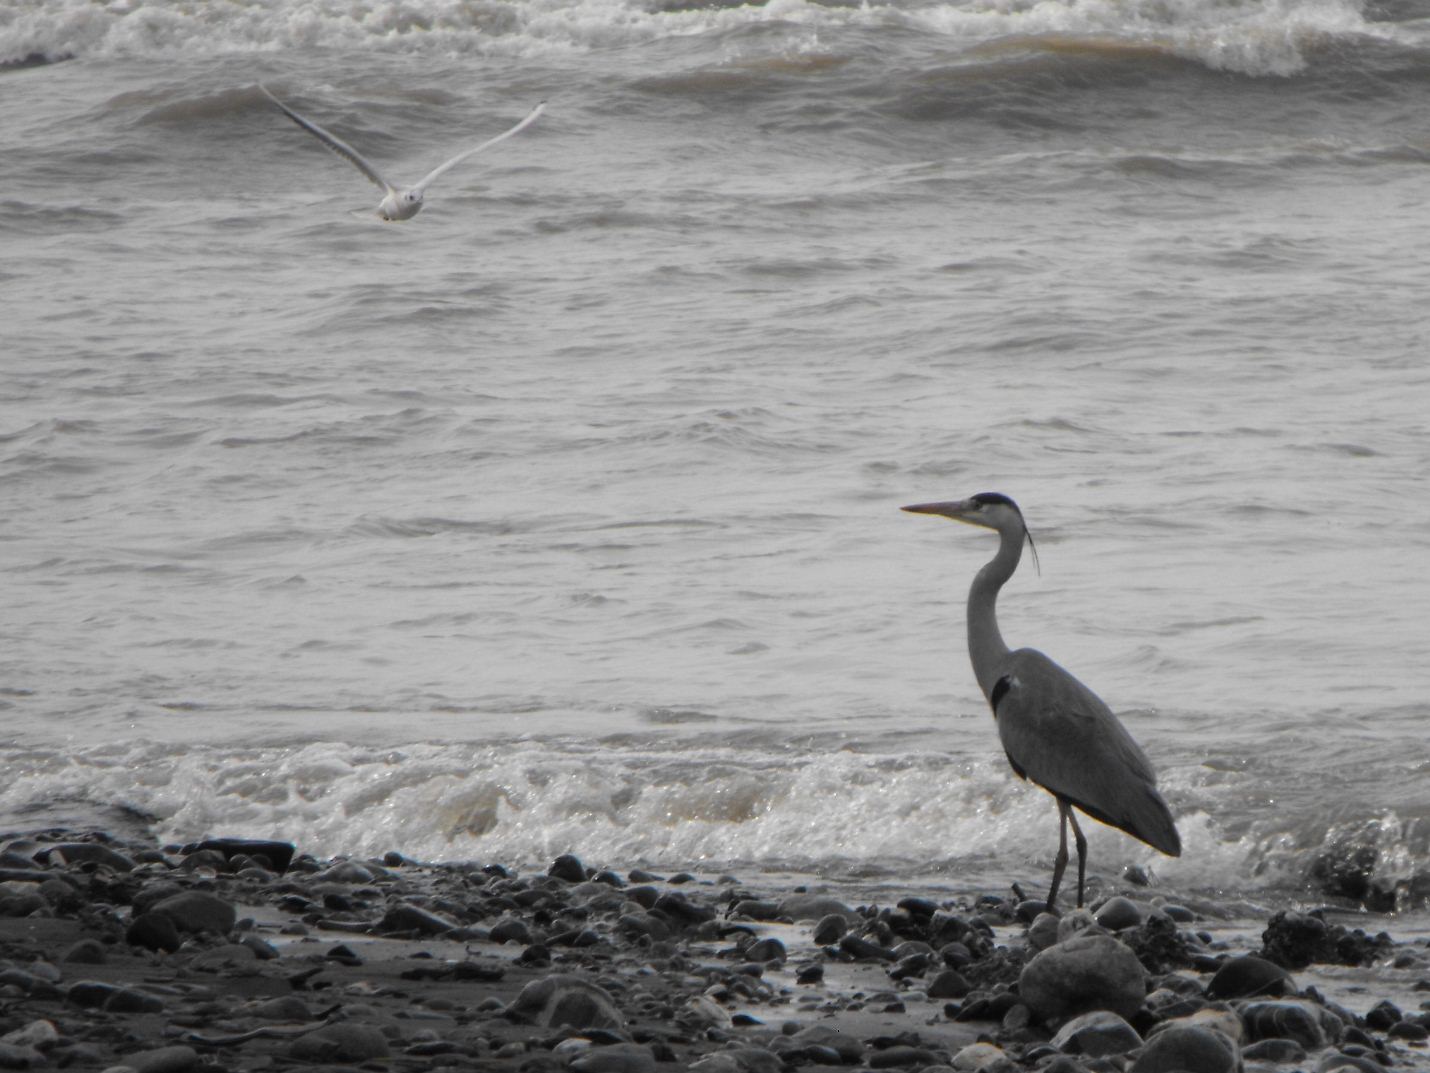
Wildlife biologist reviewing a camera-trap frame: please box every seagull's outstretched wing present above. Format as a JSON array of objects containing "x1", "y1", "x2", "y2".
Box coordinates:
[
  {"x1": 413, "y1": 102, "x2": 544, "y2": 195},
  {"x1": 260, "y1": 84, "x2": 395, "y2": 194}
]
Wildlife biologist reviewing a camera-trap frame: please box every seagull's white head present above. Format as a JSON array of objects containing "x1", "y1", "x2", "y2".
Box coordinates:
[{"x1": 378, "y1": 188, "x2": 424, "y2": 222}]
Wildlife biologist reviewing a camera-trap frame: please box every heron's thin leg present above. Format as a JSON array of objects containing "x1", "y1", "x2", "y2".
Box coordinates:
[
  {"x1": 1068, "y1": 808, "x2": 1088, "y2": 908},
  {"x1": 1046, "y1": 799, "x2": 1071, "y2": 912}
]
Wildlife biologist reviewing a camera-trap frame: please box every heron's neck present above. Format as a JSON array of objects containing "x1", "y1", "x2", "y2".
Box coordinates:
[{"x1": 967, "y1": 526, "x2": 1022, "y2": 699}]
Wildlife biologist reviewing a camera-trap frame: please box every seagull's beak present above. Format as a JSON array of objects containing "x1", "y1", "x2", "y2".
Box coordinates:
[{"x1": 901, "y1": 499, "x2": 975, "y2": 522}]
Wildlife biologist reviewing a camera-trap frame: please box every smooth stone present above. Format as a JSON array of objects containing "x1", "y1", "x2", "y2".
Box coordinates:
[
  {"x1": 150, "y1": 891, "x2": 237, "y2": 935},
  {"x1": 39, "y1": 843, "x2": 136, "y2": 871},
  {"x1": 1130, "y1": 1023, "x2": 1240, "y2": 1073},
  {"x1": 1206, "y1": 955, "x2": 1294, "y2": 1000},
  {"x1": 1317, "y1": 1056, "x2": 1390, "y2": 1073},
  {"x1": 489, "y1": 917, "x2": 534, "y2": 944},
  {"x1": 247, "y1": 995, "x2": 311, "y2": 1020},
  {"x1": 568, "y1": 1042, "x2": 657, "y2": 1073},
  {"x1": 653, "y1": 891, "x2": 716, "y2": 926},
  {"x1": 745, "y1": 937, "x2": 786, "y2": 963},
  {"x1": 1179, "y1": 1005, "x2": 1245, "y2": 1044},
  {"x1": 778, "y1": 893, "x2": 857, "y2": 921},
  {"x1": 317, "y1": 860, "x2": 374, "y2": 884},
  {"x1": 1027, "y1": 912, "x2": 1060, "y2": 951},
  {"x1": 548, "y1": 854, "x2": 588, "y2": 882},
  {"x1": 951, "y1": 1042, "x2": 1008, "y2": 1070},
  {"x1": 126, "y1": 911, "x2": 182, "y2": 953},
  {"x1": 0, "y1": 1043, "x2": 44, "y2": 1069},
  {"x1": 1389, "y1": 1020, "x2": 1429, "y2": 1041},
  {"x1": 127, "y1": 1045, "x2": 200, "y2": 1073},
  {"x1": 378, "y1": 903, "x2": 456, "y2": 935},
  {"x1": 691, "y1": 1046, "x2": 782, "y2": 1073},
  {"x1": 62, "y1": 939, "x2": 108, "y2": 964},
  {"x1": 1242, "y1": 999, "x2": 1337, "y2": 1050},
  {"x1": 1055, "y1": 909, "x2": 1100, "y2": 943},
  {"x1": 927, "y1": 969, "x2": 971, "y2": 998},
  {"x1": 0, "y1": 891, "x2": 47, "y2": 917},
  {"x1": 1241, "y1": 1038, "x2": 1307, "y2": 1063},
  {"x1": 1050, "y1": 1010, "x2": 1143, "y2": 1057},
  {"x1": 0, "y1": 1022, "x2": 58, "y2": 1050},
  {"x1": 286, "y1": 1023, "x2": 391, "y2": 1061},
  {"x1": 187, "y1": 838, "x2": 295, "y2": 873},
  {"x1": 65, "y1": 981, "x2": 117, "y2": 1009},
  {"x1": 1019, "y1": 934, "x2": 1147, "y2": 1024},
  {"x1": 812, "y1": 914, "x2": 848, "y2": 944},
  {"x1": 1364, "y1": 999, "x2": 1400, "y2": 1029},
  {"x1": 506, "y1": 973, "x2": 624, "y2": 1029},
  {"x1": 732, "y1": 899, "x2": 783, "y2": 921},
  {"x1": 1094, "y1": 896, "x2": 1143, "y2": 931},
  {"x1": 868, "y1": 1045, "x2": 938, "y2": 1067},
  {"x1": 104, "y1": 987, "x2": 164, "y2": 1013},
  {"x1": 787, "y1": 1026, "x2": 864, "y2": 1063}
]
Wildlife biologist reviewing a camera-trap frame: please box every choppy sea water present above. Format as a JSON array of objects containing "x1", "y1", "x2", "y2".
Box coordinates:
[{"x1": 2, "y1": 0, "x2": 1428, "y2": 919}]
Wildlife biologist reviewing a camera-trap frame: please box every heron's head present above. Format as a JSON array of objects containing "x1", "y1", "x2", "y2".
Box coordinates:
[{"x1": 901, "y1": 493, "x2": 1039, "y2": 566}]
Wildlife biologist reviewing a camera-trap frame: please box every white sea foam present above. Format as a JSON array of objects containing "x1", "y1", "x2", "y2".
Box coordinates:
[{"x1": 0, "y1": 0, "x2": 1405, "y2": 75}]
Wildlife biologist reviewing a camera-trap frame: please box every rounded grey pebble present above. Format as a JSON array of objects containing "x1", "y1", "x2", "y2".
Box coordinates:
[
  {"x1": 489, "y1": 917, "x2": 534, "y2": 944},
  {"x1": 286, "y1": 1023, "x2": 391, "y2": 1062},
  {"x1": 812, "y1": 914, "x2": 847, "y2": 945},
  {"x1": 1050, "y1": 1010, "x2": 1142, "y2": 1057},
  {"x1": 1242, "y1": 1038, "x2": 1307, "y2": 1063},
  {"x1": 926, "y1": 969, "x2": 970, "y2": 999},
  {"x1": 61, "y1": 939, "x2": 107, "y2": 964},
  {"x1": 1206, "y1": 954, "x2": 1294, "y2": 1000},
  {"x1": 1019, "y1": 934, "x2": 1147, "y2": 1024},
  {"x1": 1130, "y1": 1023, "x2": 1239, "y2": 1073},
  {"x1": 1093, "y1": 896, "x2": 1143, "y2": 931},
  {"x1": 125, "y1": 1044, "x2": 200, "y2": 1073}
]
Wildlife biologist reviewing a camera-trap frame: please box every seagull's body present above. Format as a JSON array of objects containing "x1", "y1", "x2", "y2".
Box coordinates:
[{"x1": 260, "y1": 85, "x2": 543, "y2": 221}]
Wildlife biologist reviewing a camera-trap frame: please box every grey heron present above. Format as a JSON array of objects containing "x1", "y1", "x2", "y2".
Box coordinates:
[{"x1": 902, "y1": 492, "x2": 1180, "y2": 910}]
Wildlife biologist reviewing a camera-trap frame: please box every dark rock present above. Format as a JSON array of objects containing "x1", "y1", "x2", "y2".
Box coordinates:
[
  {"x1": 867, "y1": 1044, "x2": 938, "y2": 1067},
  {"x1": 1260, "y1": 910, "x2": 1391, "y2": 969},
  {"x1": 126, "y1": 1044, "x2": 200, "y2": 1073},
  {"x1": 592, "y1": 869, "x2": 626, "y2": 888},
  {"x1": 188, "y1": 838, "x2": 296, "y2": 873},
  {"x1": 176, "y1": 848, "x2": 230, "y2": 872},
  {"x1": 316, "y1": 859, "x2": 373, "y2": 883},
  {"x1": 490, "y1": 917, "x2": 535, "y2": 944},
  {"x1": 812, "y1": 914, "x2": 848, "y2": 944},
  {"x1": 378, "y1": 902, "x2": 456, "y2": 935},
  {"x1": 1242, "y1": 999, "x2": 1338, "y2": 1050},
  {"x1": 732, "y1": 899, "x2": 783, "y2": 921},
  {"x1": 1207, "y1": 954, "x2": 1294, "y2": 999},
  {"x1": 61, "y1": 939, "x2": 107, "y2": 964},
  {"x1": 1131, "y1": 1023, "x2": 1240, "y2": 1073},
  {"x1": 104, "y1": 986, "x2": 164, "y2": 1013},
  {"x1": 927, "y1": 969, "x2": 970, "y2": 998},
  {"x1": 653, "y1": 891, "x2": 715, "y2": 926},
  {"x1": 151, "y1": 890, "x2": 237, "y2": 934},
  {"x1": 549, "y1": 854, "x2": 588, "y2": 883},
  {"x1": 1389, "y1": 1020, "x2": 1428, "y2": 1042},
  {"x1": 839, "y1": 933, "x2": 896, "y2": 961},
  {"x1": 0, "y1": 890, "x2": 47, "y2": 917},
  {"x1": 745, "y1": 937, "x2": 786, "y2": 963},
  {"x1": 784, "y1": 1027, "x2": 862, "y2": 1064},
  {"x1": 795, "y1": 963, "x2": 823, "y2": 985},
  {"x1": 127, "y1": 911, "x2": 182, "y2": 953},
  {"x1": 1317, "y1": 1054, "x2": 1391, "y2": 1073},
  {"x1": 1242, "y1": 1038, "x2": 1307, "y2": 1063},
  {"x1": 506, "y1": 973, "x2": 624, "y2": 1029},
  {"x1": 38, "y1": 843, "x2": 136, "y2": 871},
  {"x1": 1050, "y1": 1010, "x2": 1143, "y2": 1057},
  {"x1": 1019, "y1": 934, "x2": 1147, "y2": 1024},
  {"x1": 286, "y1": 1023, "x2": 391, "y2": 1061},
  {"x1": 1364, "y1": 998, "x2": 1400, "y2": 1029},
  {"x1": 778, "y1": 893, "x2": 856, "y2": 921},
  {"x1": 65, "y1": 981, "x2": 117, "y2": 1008},
  {"x1": 1094, "y1": 897, "x2": 1144, "y2": 931},
  {"x1": 569, "y1": 1042, "x2": 657, "y2": 1073},
  {"x1": 0, "y1": 1043, "x2": 45, "y2": 1070}
]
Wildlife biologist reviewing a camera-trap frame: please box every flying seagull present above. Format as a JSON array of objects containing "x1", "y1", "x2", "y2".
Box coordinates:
[{"x1": 260, "y1": 84, "x2": 544, "y2": 221}]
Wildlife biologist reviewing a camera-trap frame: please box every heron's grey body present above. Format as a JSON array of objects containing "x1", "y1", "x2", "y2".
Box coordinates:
[
  {"x1": 260, "y1": 85, "x2": 544, "y2": 221},
  {"x1": 904, "y1": 493, "x2": 1180, "y2": 910}
]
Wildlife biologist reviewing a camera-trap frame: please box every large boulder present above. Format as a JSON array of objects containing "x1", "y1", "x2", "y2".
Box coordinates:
[
  {"x1": 1019, "y1": 933, "x2": 1147, "y2": 1024},
  {"x1": 506, "y1": 974, "x2": 624, "y2": 1029}
]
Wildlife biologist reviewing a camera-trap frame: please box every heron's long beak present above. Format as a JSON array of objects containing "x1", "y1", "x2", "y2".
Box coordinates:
[{"x1": 901, "y1": 500, "x2": 977, "y2": 522}]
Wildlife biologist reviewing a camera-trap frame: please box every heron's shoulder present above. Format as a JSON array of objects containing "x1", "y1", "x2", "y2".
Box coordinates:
[{"x1": 994, "y1": 649, "x2": 1112, "y2": 717}]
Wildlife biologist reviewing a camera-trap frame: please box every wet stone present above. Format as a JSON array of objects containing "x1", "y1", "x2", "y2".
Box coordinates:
[
  {"x1": 104, "y1": 986, "x2": 164, "y2": 1013},
  {"x1": 126, "y1": 911, "x2": 182, "y2": 953},
  {"x1": 1242, "y1": 1037, "x2": 1307, "y2": 1063},
  {"x1": 1050, "y1": 1010, "x2": 1143, "y2": 1057},
  {"x1": 1093, "y1": 896, "x2": 1143, "y2": 931},
  {"x1": 507, "y1": 973, "x2": 624, "y2": 1029},
  {"x1": 151, "y1": 890, "x2": 237, "y2": 934},
  {"x1": 1206, "y1": 954, "x2": 1294, "y2": 999},
  {"x1": 490, "y1": 917, "x2": 534, "y2": 944},
  {"x1": 744, "y1": 937, "x2": 786, "y2": 963},
  {"x1": 38, "y1": 843, "x2": 136, "y2": 872},
  {"x1": 378, "y1": 902, "x2": 457, "y2": 935},
  {"x1": 1019, "y1": 934, "x2": 1147, "y2": 1024},
  {"x1": 778, "y1": 894, "x2": 856, "y2": 922},
  {"x1": 126, "y1": 1044, "x2": 200, "y2": 1073},
  {"x1": 286, "y1": 1022, "x2": 392, "y2": 1062},
  {"x1": 549, "y1": 854, "x2": 589, "y2": 883},
  {"x1": 1130, "y1": 1023, "x2": 1240, "y2": 1073},
  {"x1": 1242, "y1": 999, "x2": 1337, "y2": 1050},
  {"x1": 927, "y1": 969, "x2": 970, "y2": 998},
  {"x1": 61, "y1": 939, "x2": 107, "y2": 964},
  {"x1": 812, "y1": 914, "x2": 847, "y2": 945}
]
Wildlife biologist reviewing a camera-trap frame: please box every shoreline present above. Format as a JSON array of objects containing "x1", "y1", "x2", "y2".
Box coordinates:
[{"x1": 1, "y1": 830, "x2": 1428, "y2": 1073}]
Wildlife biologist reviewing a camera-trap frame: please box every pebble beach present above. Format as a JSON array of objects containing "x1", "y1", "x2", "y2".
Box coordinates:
[{"x1": 2, "y1": 830, "x2": 1428, "y2": 1073}]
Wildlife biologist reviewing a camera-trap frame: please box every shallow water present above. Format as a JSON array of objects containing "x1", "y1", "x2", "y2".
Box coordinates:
[{"x1": 2, "y1": 0, "x2": 1428, "y2": 917}]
